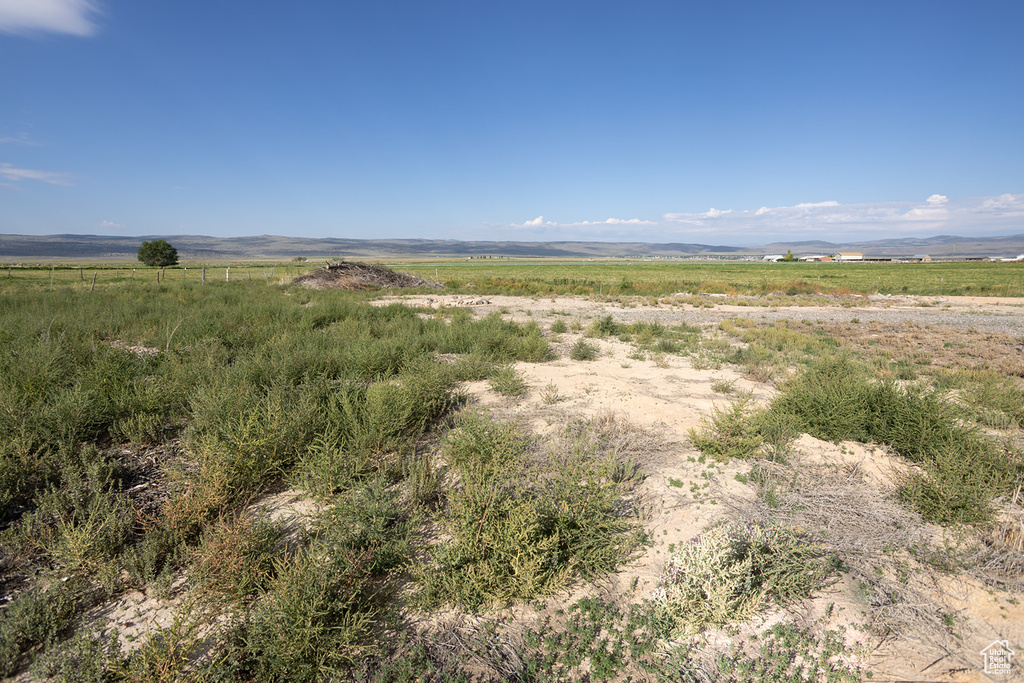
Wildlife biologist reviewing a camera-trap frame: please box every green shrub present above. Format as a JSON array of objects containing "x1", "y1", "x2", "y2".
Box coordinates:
[
  {"x1": 403, "y1": 449, "x2": 444, "y2": 509},
  {"x1": 5, "y1": 446, "x2": 134, "y2": 572},
  {"x1": 447, "y1": 353, "x2": 496, "y2": 381},
  {"x1": 765, "y1": 354, "x2": 1024, "y2": 524},
  {"x1": 212, "y1": 544, "x2": 384, "y2": 682},
  {"x1": 419, "y1": 414, "x2": 644, "y2": 611},
  {"x1": 0, "y1": 579, "x2": 80, "y2": 676},
  {"x1": 31, "y1": 627, "x2": 123, "y2": 683},
  {"x1": 587, "y1": 315, "x2": 621, "y2": 338},
  {"x1": 569, "y1": 339, "x2": 598, "y2": 361},
  {"x1": 292, "y1": 434, "x2": 377, "y2": 500},
  {"x1": 314, "y1": 477, "x2": 415, "y2": 576},
  {"x1": 689, "y1": 395, "x2": 766, "y2": 461},
  {"x1": 489, "y1": 365, "x2": 528, "y2": 397},
  {"x1": 189, "y1": 513, "x2": 282, "y2": 604}
]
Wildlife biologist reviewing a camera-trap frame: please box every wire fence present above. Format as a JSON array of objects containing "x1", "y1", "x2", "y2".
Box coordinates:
[{"x1": 1, "y1": 265, "x2": 324, "y2": 289}]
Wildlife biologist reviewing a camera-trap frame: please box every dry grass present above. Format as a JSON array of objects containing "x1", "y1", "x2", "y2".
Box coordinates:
[
  {"x1": 728, "y1": 459, "x2": 955, "y2": 642},
  {"x1": 973, "y1": 487, "x2": 1024, "y2": 591}
]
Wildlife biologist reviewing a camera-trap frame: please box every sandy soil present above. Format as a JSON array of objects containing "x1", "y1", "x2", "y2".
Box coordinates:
[{"x1": 376, "y1": 293, "x2": 1024, "y2": 682}]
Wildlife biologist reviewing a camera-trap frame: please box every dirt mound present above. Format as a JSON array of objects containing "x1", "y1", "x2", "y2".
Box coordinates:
[{"x1": 292, "y1": 260, "x2": 442, "y2": 290}]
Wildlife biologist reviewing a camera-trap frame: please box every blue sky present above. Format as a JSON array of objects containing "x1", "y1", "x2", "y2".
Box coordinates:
[{"x1": 1, "y1": 1, "x2": 1022, "y2": 245}]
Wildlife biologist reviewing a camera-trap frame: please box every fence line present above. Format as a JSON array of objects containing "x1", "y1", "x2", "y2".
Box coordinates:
[{"x1": 1, "y1": 266, "x2": 314, "y2": 290}]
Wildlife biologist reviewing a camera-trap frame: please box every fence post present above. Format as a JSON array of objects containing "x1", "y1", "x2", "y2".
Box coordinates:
[
  {"x1": 131, "y1": 269, "x2": 135, "y2": 286},
  {"x1": 116, "y1": 267, "x2": 120, "y2": 279},
  {"x1": 90, "y1": 273, "x2": 97, "y2": 292},
  {"x1": 183, "y1": 267, "x2": 187, "y2": 284},
  {"x1": 50, "y1": 266, "x2": 54, "y2": 290},
  {"x1": 202, "y1": 266, "x2": 206, "y2": 285},
  {"x1": 226, "y1": 267, "x2": 230, "y2": 282},
  {"x1": 80, "y1": 267, "x2": 83, "y2": 281}
]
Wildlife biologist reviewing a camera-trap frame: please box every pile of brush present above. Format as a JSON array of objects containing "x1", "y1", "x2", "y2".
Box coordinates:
[{"x1": 292, "y1": 260, "x2": 442, "y2": 290}]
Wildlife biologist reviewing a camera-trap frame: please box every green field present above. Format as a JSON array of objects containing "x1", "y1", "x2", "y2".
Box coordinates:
[{"x1": 3, "y1": 258, "x2": 1023, "y2": 297}]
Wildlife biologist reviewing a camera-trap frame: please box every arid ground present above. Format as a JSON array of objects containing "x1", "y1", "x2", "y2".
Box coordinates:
[
  {"x1": 10, "y1": 291, "x2": 1022, "y2": 682},
  {"x1": 372, "y1": 293, "x2": 1024, "y2": 682}
]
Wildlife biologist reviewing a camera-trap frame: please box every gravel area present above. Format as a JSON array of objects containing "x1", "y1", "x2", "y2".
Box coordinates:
[
  {"x1": 642, "y1": 303, "x2": 1024, "y2": 337},
  {"x1": 549, "y1": 295, "x2": 1024, "y2": 338},
  {"x1": 379, "y1": 293, "x2": 1024, "y2": 339}
]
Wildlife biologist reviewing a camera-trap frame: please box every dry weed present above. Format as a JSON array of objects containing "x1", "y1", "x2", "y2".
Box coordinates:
[{"x1": 728, "y1": 459, "x2": 956, "y2": 643}]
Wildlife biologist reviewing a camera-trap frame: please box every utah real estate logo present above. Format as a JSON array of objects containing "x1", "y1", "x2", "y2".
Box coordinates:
[{"x1": 981, "y1": 640, "x2": 1015, "y2": 676}]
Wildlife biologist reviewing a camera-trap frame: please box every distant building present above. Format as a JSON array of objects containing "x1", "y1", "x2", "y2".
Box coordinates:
[
  {"x1": 800, "y1": 255, "x2": 831, "y2": 262},
  {"x1": 910, "y1": 254, "x2": 931, "y2": 262},
  {"x1": 762, "y1": 254, "x2": 785, "y2": 262},
  {"x1": 835, "y1": 252, "x2": 863, "y2": 261}
]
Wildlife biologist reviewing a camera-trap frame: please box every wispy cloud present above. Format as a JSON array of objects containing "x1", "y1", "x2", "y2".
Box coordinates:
[
  {"x1": 0, "y1": 132, "x2": 39, "y2": 145},
  {"x1": 512, "y1": 215, "x2": 655, "y2": 232},
  {"x1": 979, "y1": 193, "x2": 1024, "y2": 213},
  {"x1": 573, "y1": 217, "x2": 656, "y2": 226},
  {"x1": 100, "y1": 220, "x2": 123, "y2": 229},
  {"x1": 0, "y1": 162, "x2": 73, "y2": 185},
  {"x1": 498, "y1": 193, "x2": 1024, "y2": 244},
  {"x1": 0, "y1": 0, "x2": 100, "y2": 37}
]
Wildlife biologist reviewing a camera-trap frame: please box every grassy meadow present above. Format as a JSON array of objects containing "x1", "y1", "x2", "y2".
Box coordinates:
[
  {"x1": 0, "y1": 262, "x2": 1022, "y2": 681},
  {"x1": 4, "y1": 258, "x2": 1024, "y2": 298}
]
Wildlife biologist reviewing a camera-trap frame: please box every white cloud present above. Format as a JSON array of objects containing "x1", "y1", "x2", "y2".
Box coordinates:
[
  {"x1": 663, "y1": 213, "x2": 704, "y2": 225},
  {"x1": 0, "y1": 162, "x2": 73, "y2": 185},
  {"x1": 491, "y1": 193, "x2": 1024, "y2": 244},
  {"x1": 0, "y1": 0, "x2": 99, "y2": 36},
  {"x1": 980, "y1": 193, "x2": 1024, "y2": 212},
  {"x1": 573, "y1": 217, "x2": 655, "y2": 226},
  {"x1": 100, "y1": 220, "x2": 122, "y2": 229},
  {"x1": 903, "y1": 193, "x2": 951, "y2": 220},
  {"x1": 795, "y1": 200, "x2": 840, "y2": 209},
  {"x1": 703, "y1": 207, "x2": 732, "y2": 218},
  {"x1": 515, "y1": 215, "x2": 654, "y2": 230}
]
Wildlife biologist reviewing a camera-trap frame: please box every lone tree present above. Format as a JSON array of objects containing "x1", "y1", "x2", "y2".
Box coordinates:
[{"x1": 137, "y1": 239, "x2": 179, "y2": 267}]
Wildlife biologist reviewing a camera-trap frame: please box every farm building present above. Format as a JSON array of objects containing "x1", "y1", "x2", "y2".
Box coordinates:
[
  {"x1": 910, "y1": 254, "x2": 931, "y2": 262},
  {"x1": 835, "y1": 252, "x2": 863, "y2": 261}
]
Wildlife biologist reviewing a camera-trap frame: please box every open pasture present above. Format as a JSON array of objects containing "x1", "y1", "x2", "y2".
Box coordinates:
[
  {"x1": 392, "y1": 258, "x2": 1024, "y2": 298},
  {"x1": 3, "y1": 258, "x2": 1023, "y2": 298}
]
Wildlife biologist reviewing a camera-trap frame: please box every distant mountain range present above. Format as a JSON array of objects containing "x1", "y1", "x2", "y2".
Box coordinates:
[{"x1": 1, "y1": 232, "x2": 1022, "y2": 260}]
